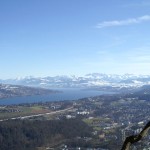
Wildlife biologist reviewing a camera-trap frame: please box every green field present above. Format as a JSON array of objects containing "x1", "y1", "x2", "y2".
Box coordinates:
[{"x1": 0, "y1": 105, "x2": 50, "y2": 120}]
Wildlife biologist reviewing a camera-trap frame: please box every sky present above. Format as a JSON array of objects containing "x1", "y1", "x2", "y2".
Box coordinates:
[{"x1": 0, "y1": 0, "x2": 150, "y2": 79}]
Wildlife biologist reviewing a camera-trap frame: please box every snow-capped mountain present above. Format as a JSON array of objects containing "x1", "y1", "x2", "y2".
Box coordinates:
[{"x1": 1, "y1": 73, "x2": 150, "y2": 88}]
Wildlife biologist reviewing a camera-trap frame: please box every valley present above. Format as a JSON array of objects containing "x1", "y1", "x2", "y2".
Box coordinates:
[{"x1": 0, "y1": 87, "x2": 150, "y2": 149}]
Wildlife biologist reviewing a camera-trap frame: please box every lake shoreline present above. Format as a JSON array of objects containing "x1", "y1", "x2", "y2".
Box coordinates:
[{"x1": 0, "y1": 88, "x2": 115, "y2": 105}]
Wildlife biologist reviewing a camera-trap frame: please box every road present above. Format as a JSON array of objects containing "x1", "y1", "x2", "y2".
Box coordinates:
[{"x1": 0, "y1": 106, "x2": 73, "y2": 122}]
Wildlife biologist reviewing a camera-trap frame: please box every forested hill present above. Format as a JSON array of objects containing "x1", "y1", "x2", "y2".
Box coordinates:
[
  {"x1": 0, "y1": 119, "x2": 92, "y2": 150},
  {"x1": 0, "y1": 84, "x2": 58, "y2": 99}
]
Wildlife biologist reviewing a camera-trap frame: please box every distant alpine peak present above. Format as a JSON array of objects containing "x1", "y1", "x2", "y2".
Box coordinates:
[
  {"x1": 14, "y1": 73, "x2": 150, "y2": 80},
  {"x1": 85, "y1": 73, "x2": 150, "y2": 79},
  {"x1": 1, "y1": 73, "x2": 150, "y2": 88}
]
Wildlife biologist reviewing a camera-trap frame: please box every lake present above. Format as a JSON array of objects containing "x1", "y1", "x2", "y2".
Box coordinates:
[{"x1": 0, "y1": 88, "x2": 114, "y2": 105}]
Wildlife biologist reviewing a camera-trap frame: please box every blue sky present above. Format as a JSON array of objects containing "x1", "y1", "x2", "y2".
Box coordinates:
[{"x1": 0, "y1": 0, "x2": 150, "y2": 79}]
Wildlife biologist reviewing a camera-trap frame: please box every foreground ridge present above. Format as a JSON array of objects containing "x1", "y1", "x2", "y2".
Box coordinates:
[{"x1": 121, "y1": 121, "x2": 150, "y2": 150}]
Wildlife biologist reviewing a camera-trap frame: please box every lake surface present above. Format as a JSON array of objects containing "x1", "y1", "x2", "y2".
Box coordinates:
[{"x1": 0, "y1": 88, "x2": 114, "y2": 105}]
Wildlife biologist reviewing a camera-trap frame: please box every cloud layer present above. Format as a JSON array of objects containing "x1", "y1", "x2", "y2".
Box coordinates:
[{"x1": 96, "y1": 15, "x2": 150, "y2": 28}]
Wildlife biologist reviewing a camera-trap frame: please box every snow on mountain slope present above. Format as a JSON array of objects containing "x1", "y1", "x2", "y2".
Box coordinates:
[{"x1": 0, "y1": 73, "x2": 150, "y2": 88}]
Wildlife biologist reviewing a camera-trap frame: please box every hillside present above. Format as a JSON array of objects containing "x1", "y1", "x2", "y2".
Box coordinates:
[
  {"x1": 0, "y1": 84, "x2": 58, "y2": 99},
  {"x1": 0, "y1": 119, "x2": 92, "y2": 150}
]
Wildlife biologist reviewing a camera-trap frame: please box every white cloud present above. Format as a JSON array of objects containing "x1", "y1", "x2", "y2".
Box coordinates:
[{"x1": 96, "y1": 15, "x2": 150, "y2": 28}]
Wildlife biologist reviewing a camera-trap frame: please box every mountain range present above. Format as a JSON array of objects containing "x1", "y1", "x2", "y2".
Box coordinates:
[{"x1": 1, "y1": 73, "x2": 150, "y2": 89}]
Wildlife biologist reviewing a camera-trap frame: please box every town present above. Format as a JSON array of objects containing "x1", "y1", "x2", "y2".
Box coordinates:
[{"x1": 0, "y1": 90, "x2": 150, "y2": 150}]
